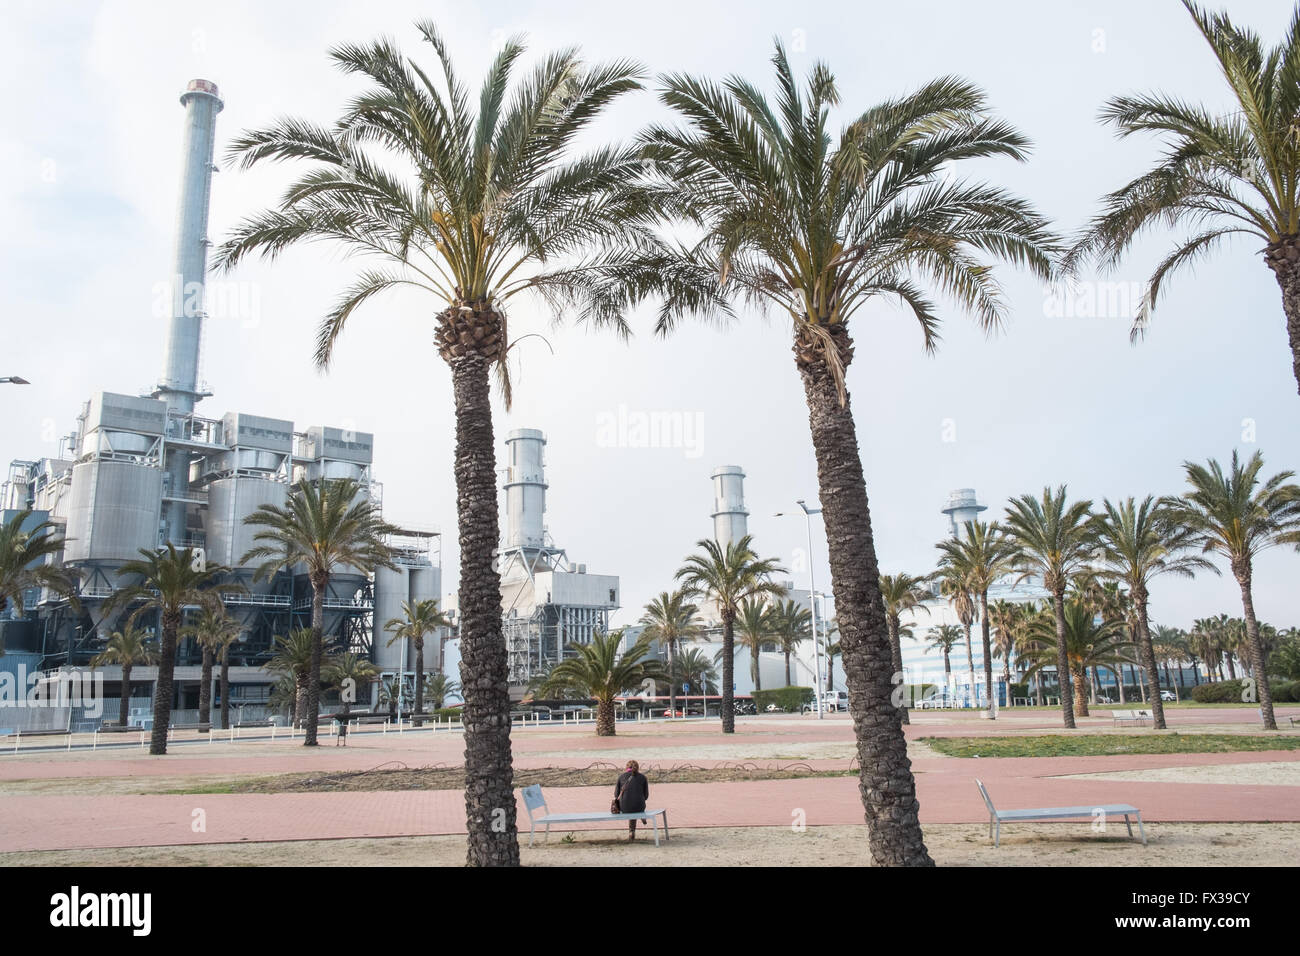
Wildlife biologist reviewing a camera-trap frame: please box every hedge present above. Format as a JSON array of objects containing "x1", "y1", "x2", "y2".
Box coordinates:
[{"x1": 752, "y1": 686, "x2": 815, "y2": 712}]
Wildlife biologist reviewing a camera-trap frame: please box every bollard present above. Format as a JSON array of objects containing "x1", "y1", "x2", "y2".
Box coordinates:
[
  {"x1": 92, "y1": 730, "x2": 98, "y2": 752},
  {"x1": 13, "y1": 731, "x2": 19, "y2": 754},
  {"x1": 139, "y1": 731, "x2": 145, "y2": 750},
  {"x1": 229, "y1": 726, "x2": 235, "y2": 744}
]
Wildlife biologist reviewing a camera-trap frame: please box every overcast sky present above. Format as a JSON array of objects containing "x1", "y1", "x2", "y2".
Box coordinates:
[{"x1": 2, "y1": 0, "x2": 1298, "y2": 633}]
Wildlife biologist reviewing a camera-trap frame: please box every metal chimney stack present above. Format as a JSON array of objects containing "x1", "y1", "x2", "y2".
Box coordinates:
[
  {"x1": 158, "y1": 78, "x2": 222, "y2": 414},
  {"x1": 711, "y1": 465, "x2": 749, "y2": 546}
]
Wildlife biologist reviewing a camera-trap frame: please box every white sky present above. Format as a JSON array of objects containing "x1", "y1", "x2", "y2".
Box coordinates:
[{"x1": 2, "y1": 0, "x2": 1298, "y2": 633}]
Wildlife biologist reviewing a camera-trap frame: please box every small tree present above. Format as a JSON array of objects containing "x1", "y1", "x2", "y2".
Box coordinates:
[
  {"x1": 538, "y1": 630, "x2": 667, "y2": 736},
  {"x1": 90, "y1": 627, "x2": 158, "y2": 727},
  {"x1": 181, "y1": 605, "x2": 243, "y2": 733},
  {"x1": 384, "y1": 599, "x2": 451, "y2": 716}
]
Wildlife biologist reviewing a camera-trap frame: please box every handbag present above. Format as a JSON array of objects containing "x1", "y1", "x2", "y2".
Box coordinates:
[{"x1": 610, "y1": 798, "x2": 621, "y2": 814}]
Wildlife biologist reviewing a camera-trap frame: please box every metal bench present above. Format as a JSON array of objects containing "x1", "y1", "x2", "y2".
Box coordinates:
[
  {"x1": 1111, "y1": 709, "x2": 1152, "y2": 727},
  {"x1": 521, "y1": 784, "x2": 669, "y2": 847},
  {"x1": 976, "y1": 779, "x2": 1145, "y2": 847}
]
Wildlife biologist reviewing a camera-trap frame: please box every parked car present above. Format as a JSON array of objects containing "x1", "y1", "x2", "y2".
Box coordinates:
[
  {"x1": 1160, "y1": 690, "x2": 1177, "y2": 702},
  {"x1": 1097, "y1": 695, "x2": 1115, "y2": 704}
]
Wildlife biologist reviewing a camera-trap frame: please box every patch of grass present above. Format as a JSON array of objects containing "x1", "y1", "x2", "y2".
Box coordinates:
[{"x1": 920, "y1": 734, "x2": 1300, "y2": 758}]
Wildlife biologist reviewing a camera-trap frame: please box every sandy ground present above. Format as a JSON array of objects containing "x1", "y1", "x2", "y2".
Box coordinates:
[
  {"x1": 1064, "y1": 760, "x2": 1300, "y2": 786},
  {"x1": 527, "y1": 740, "x2": 865, "y2": 762},
  {"x1": 5, "y1": 823, "x2": 1296, "y2": 867}
]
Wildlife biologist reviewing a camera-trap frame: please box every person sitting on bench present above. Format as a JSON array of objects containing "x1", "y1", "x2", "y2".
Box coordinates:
[{"x1": 614, "y1": 760, "x2": 650, "y2": 842}]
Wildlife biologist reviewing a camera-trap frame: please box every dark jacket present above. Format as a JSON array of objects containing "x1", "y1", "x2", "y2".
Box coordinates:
[{"x1": 615, "y1": 770, "x2": 649, "y2": 813}]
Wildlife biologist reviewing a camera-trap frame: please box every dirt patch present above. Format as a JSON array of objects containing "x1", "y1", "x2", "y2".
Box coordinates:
[
  {"x1": 5, "y1": 822, "x2": 1296, "y2": 867},
  {"x1": 1061, "y1": 760, "x2": 1300, "y2": 787}
]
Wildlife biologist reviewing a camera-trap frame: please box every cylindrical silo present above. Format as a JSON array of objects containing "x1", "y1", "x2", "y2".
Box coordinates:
[
  {"x1": 205, "y1": 477, "x2": 288, "y2": 582},
  {"x1": 941, "y1": 488, "x2": 987, "y2": 539},
  {"x1": 64, "y1": 461, "x2": 164, "y2": 563},
  {"x1": 503, "y1": 429, "x2": 547, "y2": 552},
  {"x1": 711, "y1": 465, "x2": 749, "y2": 546}
]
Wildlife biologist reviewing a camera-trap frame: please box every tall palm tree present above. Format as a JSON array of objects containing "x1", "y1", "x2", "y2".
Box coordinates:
[
  {"x1": 821, "y1": 619, "x2": 841, "y2": 692},
  {"x1": 1004, "y1": 487, "x2": 1096, "y2": 728},
  {"x1": 421, "y1": 672, "x2": 461, "y2": 710},
  {"x1": 214, "y1": 623, "x2": 247, "y2": 731},
  {"x1": 640, "y1": 589, "x2": 702, "y2": 714},
  {"x1": 936, "y1": 571, "x2": 978, "y2": 708},
  {"x1": 1068, "y1": 1, "x2": 1300, "y2": 396},
  {"x1": 1021, "y1": 599, "x2": 1135, "y2": 719},
  {"x1": 935, "y1": 522, "x2": 1018, "y2": 715},
  {"x1": 242, "y1": 477, "x2": 397, "y2": 747},
  {"x1": 1190, "y1": 617, "x2": 1225, "y2": 681},
  {"x1": 642, "y1": 42, "x2": 1056, "y2": 869},
  {"x1": 1151, "y1": 624, "x2": 1190, "y2": 699},
  {"x1": 102, "y1": 546, "x2": 240, "y2": 755},
  {"x1": 734, "y1": 597, "x2": 775, "y2": 691},
  {"x1": 676, "y1": 535, "x2": 785, "y2": 733},
  {"x1": 89, "y1": 627, "x2": 158, "y2": 728},
  {"x1": 0, "y1": 509, "x2": 77, "y2": 617},
  {"x1": 324, "y1": 652, "x2": 380, "y2": 717},
  {"x1": 1091, "y1": 496, "x2": 1215, "y2": 728},
  {"x1": 217, "y1": 24, "x2": 685, "y2": 868},
  {"x1": 538, "y1": 631, "x2": 667, "y2": 736},
  {"x1": 768, "y1": 598, "x2": 812, "y2": 686},
  {"x1": 384, "y1": 599, "x2": 451, "y2": 716},
  {"x1": 1177, "y1": 450, "x2": 1300, "y2": 729},
  {"x1": 986, "y1": 599, "x2": 1026, "y2": 709},
  {"x1": 926, "y1": 623, "x2": 965, "y2": 691},
  {"x1": 180, "y1": 605, "x2": 244, "y2": 733},
  {"x1": 879, "y1": 574, "x2": 930, "y2": 724}
]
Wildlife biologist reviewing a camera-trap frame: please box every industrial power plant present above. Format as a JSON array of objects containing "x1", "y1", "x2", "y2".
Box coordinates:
[{"x1": 0, "y1": 80, "x2": 440, "y2": 724}]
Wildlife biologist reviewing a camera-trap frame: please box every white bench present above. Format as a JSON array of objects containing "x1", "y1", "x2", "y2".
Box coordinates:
[
  {"x1": 1111, "y1": 709, "x2": 1152, "y2": 726},
  {"x1": 521, "y1": 784, "x2": 669, "y2": 847},
  {"x1": 976, "y1": 779, "x2": 1146, "y2": 847}
]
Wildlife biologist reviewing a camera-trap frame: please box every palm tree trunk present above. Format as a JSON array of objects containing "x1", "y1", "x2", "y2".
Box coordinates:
[
  {"x1": 1132, "y1": 592, "x2": 1166, "y2": 729},
  {"x1": 119, "y1": 663, "x2": 132, "y2": 727},
  {"x1": 1225, "y1": 653, "x2": 1237, "y2": 681},
  {"x1": 295, "y1": 677, "x2": 307, "y2": 728},
  {"x1": 150, "y1": 610, "x2": 180, "y2": 755},
  {"x1": 752, "y1": 642, "x2": 761, "y2": 691},
  {"x1": 798, "y1": 345, "x2": 931, "y2": 866},
  {"x1": 450, "y1": 347, "x2": 519, "y2": 866},
  {"x1": 219, "y1": 651, "x2": 231, "y2": 730},
  {"x1": 979, "y1": 591, "x2": 994, "y2": 716},
  {"x1": 1234, "y1": 567, "x2": 1277, "y2": 730},
  {"x1": 1051, "y1": 592, "x2": 1077, "y2": 728},
  {"x1": 963, "y1": 624, "x2": 976, "y2": 708},
  {"x1": 198, "y1": 646, "x2": 213, "y2": 733},
  {"x1": 304, "y1": 577, "x2": 325, "y2": 747},
  {"x1": 1264, "y1": 236, "x2": 1300, "y2": 397},
  {"x1": 785, "y1": 648, "x2": 791, "y2": 686},
  {"x1": 414, "y1": 636, "x2": 425, "y2": 716},
  {"x1": 1003, "y1": 660, "x2": 1013, "y2": 708},
  {"x1": 887, "y1": 614, "x2": 909, "y2": 725},
  {"x1": 1072, "y1": 666, "x2": 1090, "y2": 718},
  {"x1": 669, "y1": 640, "x2": 678, "y2": 715},
  {"x1": 721, "y1": 612, "x2": 736, "y2": 734},
  {"x1": 596, "y1": 698, "x2": 615, "y2": 736}
]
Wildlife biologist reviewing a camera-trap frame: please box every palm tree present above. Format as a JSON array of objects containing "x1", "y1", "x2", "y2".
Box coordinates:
[
  {"x1": 1177, "y1": 450, "x2": 1300, "y2": 728},
  {"x1": 879, "y1": 574, "x2": 931, "y2": 724},
  {"x1": 936, "y1": 571, "x2": 978, "y2": 708},
  {"x1": 1091, "y1": 496, "x2": 1214, "y2": 728},
  {"x1": 422, "y1": 672, "x2": 461, "y2": 711},
  {"x1": 822, "y1": 619, "x2": 840, "y2": 692},
  {"x1": 1068, "y1": 1, "x2": 1300, "y2": 396},
  {"x1": 935, "y1": 521, "x2": 1018, "y2": 715},
  {"x1": 242, "y1": 477, "x2": 397, "y2": 747},
  {"x1": 384, "y1": 599, "x2": 451, "y2": 716},
  {"x1": 671, "y1": 647, "x2": 718, "y2": 700},
  {"x1": 1021, "y1": 599, "x2": 1136, "y2": 719},
  {"x1": 180, "y1": 605, "x2": 244, "y2": 733},
  {"x1": 265, "y1": 629, "x2": 318, "y2": 727},
  {"x1": 324, "y1": 652, "x2": 380, "y2": 717},
  {"x1": 217, "y1": 24, "x2": 685, "y2": 869},
  {"x1": 734, "y1": 597, "x2": 775, "y2": 691},
  {"x1": 768, "y1": 598, "x2": 813, "y2": 686},
  {"x1": 89, "y1": 627, "x2": 158, "y2": 728},
  {"x1": 0, "y1": 510, "x2": 77, "y2": 617},
  {"x1": 1004, "y1": 487, "x2": 1096, "y2": 728},
  {"x1": 1151, "y1": 625, "x2": 1189, "y2": 699},
  {"x1": 986, "y1": 599, "x2": 1026, "y2": 709},
  {"x1": 926, "y1": 623, "x2": 965, "y2": 693},
  {"x1": 267, "y1": 674, "x2": 299, "y2": 722},
  {"x1": 640, "y1": 589, "x2": 703, "y2": 714},
  {"x1": 538, "y1": 630, "x2": 667, "y2": 736},
  {"x1": 101, "y1": 545, "x2": 240, "y2": 755},
  {"x1": 675, "y1": 536, "x2": 785, "y2": 733},
  {"x1": 214, "y1": 624, "x2": 246, "y2": 731},
  {"x1": 1190, "y1": 617, "x2": 1224, "y2": 682},
  {"x1": 642, "y1": 42, "x2": 1056, "y2": 869}
]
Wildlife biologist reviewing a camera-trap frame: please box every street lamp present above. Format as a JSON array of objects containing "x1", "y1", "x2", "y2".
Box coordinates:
[
  {"x1": 775, "y1": 500, "x2": 825, "y2": 719},
  {"x1": 0, "y1": 376, "x2": 30, "y2": 385}
]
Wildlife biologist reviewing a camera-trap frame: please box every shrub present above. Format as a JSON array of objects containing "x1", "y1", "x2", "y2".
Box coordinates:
[
  {"x1": 1190, "y1": 680, "x2": 1245, "y2": 703},
  {"x1": 752, "y1": 686, "x2": 814, "y2": 712},
  {"x1": 1270, "y1": 680, "x2": 1299, "y2": 703}
]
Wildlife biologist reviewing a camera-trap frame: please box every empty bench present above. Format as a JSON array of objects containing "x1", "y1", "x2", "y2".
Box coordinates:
[
  {"x1": 521, "y1": 785, "x2": 669, "y2": 847},
  {"x1": 976, "y1": 778, "x2": 1145, "y2": 847},
  {"x1": 1111, "y1": 709, "x2": 1152, "y2": 727}
]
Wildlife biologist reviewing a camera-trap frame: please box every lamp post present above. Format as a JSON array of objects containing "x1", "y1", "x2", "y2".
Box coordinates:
[{"x1": 776, "y1": 500, "x2": 825, "y2": 719}]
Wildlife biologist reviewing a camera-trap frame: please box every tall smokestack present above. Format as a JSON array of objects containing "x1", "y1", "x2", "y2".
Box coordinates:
[
  {"x1": 941, "y1": 488, "x2": 987, "y2": 539},
  {"x1": 158, "y1": 79, "x2": 222, "y2": 544},
  {"x1": 503, "y1": 429, "x2": 548, "y2": 554},
  {"x1": 158, "y1": 78, "x2": 222, "y2": 413},
  {"x1": 711, "y1": 465, "x2": 748, "y2": 546}
]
